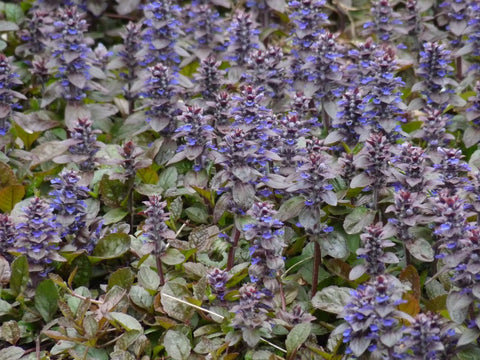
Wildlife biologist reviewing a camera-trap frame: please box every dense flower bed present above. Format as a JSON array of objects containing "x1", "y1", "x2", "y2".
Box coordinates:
[{"x1": 1, "y1": 0, "x2": 480, "y2": 358}]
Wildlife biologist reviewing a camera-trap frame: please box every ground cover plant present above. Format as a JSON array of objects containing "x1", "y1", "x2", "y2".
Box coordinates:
[{"x1": 3, "y1": 0, "x2": 480, "y2": 358}]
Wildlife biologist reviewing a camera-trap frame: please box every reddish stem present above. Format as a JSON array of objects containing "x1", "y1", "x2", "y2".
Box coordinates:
[{"x1": 227, "y1": 226, "x2": 241, "y2": 271}]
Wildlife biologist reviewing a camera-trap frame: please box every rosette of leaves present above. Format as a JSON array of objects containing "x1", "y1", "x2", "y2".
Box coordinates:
[
  {"x1": 338, "y1": 275, "x2": 412, "y2": 358},
  {"x1": 433, "y1": 147, "x2": 470, "y2": 194},
  {"x1": 230, "y1": 283, "x2": 273, "y2": 347},
  {"x1": 13, "y1": 197, "x2": 65, "y2": 277},
  {"x1": 169, "y1": 105, "x2": 215, "y2": 171},
  {"x1": 141, "y1": 0, "x2": 185, "y2": 67},
  {"x1": 143, "y1": 63, "x2": 182, "y2": 133},
  {"x1": 349, "y1": 223, "x2": 399, "y2": 280},
  {"x1": 0, "y1": 54, "x2": 26, "y2": 136},
  {"x1": 363, "y1": 0, "x2": 403, "y2": 42},
  {"x1": 224, "y1": 11, "x2": 261, "y2": 68},
  {"x1": 398, "y1": 312, "x2": 458, "y2": 359},
  {"x1": 185, "y1": 1, "x2": 224, "y2": 59},
  {"x1": 412, "y1": 107, "x2": 454, "y2": 149},
  {"x1": 243, "y1": 202, "x2": 286, "y2": 292},
  {"x1": 49, "y1": 6, "x2": 93, "y2": 103}
]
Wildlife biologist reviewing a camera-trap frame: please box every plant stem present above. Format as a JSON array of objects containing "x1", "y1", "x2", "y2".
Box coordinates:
[
  {"x1": 311, "y1": 237, "x2": 322, "y2": 298},
  {"x1": 156, "y1": 254, "x2": 164, "y2": 286},
  {"x1": 227, "y1": 225, "x2": 241, "y2": 271}
]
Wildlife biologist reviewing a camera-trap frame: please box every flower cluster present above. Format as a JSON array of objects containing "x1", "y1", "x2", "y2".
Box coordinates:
[
  {"x1": 416, "y1": 42, "x2": 456, "y2": 107},
  {"x1": 142, "y1": 195, "x2": 174, "y2": 256},
  {"x1": 18, "y1": 9, "x2": 53, "y2": 56},
  {"x1": 363, "y1": 0, "x2": 402, "y2": 42},
  {"x1": 143, "y1": 63, "x2": 181, "y2": 133},
  {"x1": 230, "y1": 283, "x2": 272, "y2": 347},
  {"x1": 141, "y1": 0, "x2": 183, "y2": 67},
  {"x1": 68, "y1": 118, "x2": 102, "y2": 172},
  {"x1": 243, "y1": 202, "x2": 285, "y2": 292},
  {"x1": 339, "y1": 275, "x2": 410, "y2": 358},
  {"x1": 331, "y1": 87, "x2": 369, "y2": 146},
  {"x1": 185, "y1": 1, "x2": 224, "y2": 56},
  {"x1": 0, "y1": 214, "x2": 15, "y2": 261},
  {"x1": 0, "y1": 54, "x2": 25, "y2": 135},
  {"x1": 50, "y1": 6, "x2": 92, "y2": 102},
  {"x1": 110, "y1": 141, "x2": 151, "y2": 181},
  {"x1": 434, "y1": 147, "x2": 470, "y2": 194},
  {"x1": 172, "y1": 105, "x2": 215, "y2": 171},
  {"x1": 399, "y1": 312, "x2": 458, "y2": 359},
  {"x1": 349, "y1": 223, "x2": 399, "y2": 280},
  {"x1": 414, "y1": 107, "x2": 454, "y2": 149},
  {"x1": 118, "y1": 22, "x2": 143, "y2": 109},
  {"x1": 13, "y1": 197, "x2": 64, "y2": 277},
  {"x1": 193, "y1": 56, "x2": 225, "y2": 101},
  {"x1": 49, "y1": 169, "x2": 89, "y2": 238},
  {"x1": 225, "y1": 11, "x2": 260, "y2": 66},
  {"x1": 207, "y1": 268, "x2": 230, "y2": 300}
]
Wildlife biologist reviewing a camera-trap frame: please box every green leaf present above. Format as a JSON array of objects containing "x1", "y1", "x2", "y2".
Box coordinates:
[
  {"x1": 343, "y1": 207, "x2": 376, "y2": 234},
  {"x1": 99, "y1": 175, "x2": 128, "y2": 207},
  {"x1": 406, "y1": 238, "x2": 434, "y2": 262},
  {"x1": 10, "y1": 255, "x2": 29, "y2": 297},
  {"x1": 158, "y1": 166, "x2": 178, "y2": 191},
  {"x1": 0, "y1": 346, "x2": 24, "y2": 360},
  {"x1": 5, "y1": 4, "x2": 24, "y2": 23},
  {"x1": 447, "y1": 290, "x2": 472, "y2": 324},
  {"x1": 129, "y1": 285, "x2": 153, "y2": 310},
  {"x1": 108, "y1": 267, "x2": 135, "y2": 291},
  {"x1": 138, "y1": 266, "x2": 160, "y2": 290},
  {"x1": 103, "y1": 208, "x2": 129, "y2": 225},
  {"x1": 108, "y1": 312, "x2": 143, "y2": 332},
  {"x1": 35, "y1": 279, "x2": 59, "y2": 322},
  {"x1": 457, "y1": 346, "x2": 480, "y2": 360},
  {"x1": 164, "y1": 330, "x2": 191, "y2": 360},
  {"x1": 276, "y1": 196, "x2": 305, "y2": 221},
  {"x1": 1, "y1": 320, "x2": 21, "y2": 345},
  {"x1": 70, "y1": 253, "x2": 92, "y2": 287},
  {"x1": 0, "y1": 162, "x2": 16, "y2": 189},
  {"x1": 0, "y1": 185, "x2": 24, "y2": 212},
  {"x1": 0, "y1": 20, "x2": 18, "y2": 31},
  {"x1": 311, "y1": 286, "x2": 352, "y2": 314},
  {"x1": 286, "y1": 323, "x2": 311, "y2": 356},
  {"x1": 0, "y1": 299, "x2": 12, "y2": 316},
  {"x1": 185, "y1": 205, "x2": 209, "y2": 224},
  {"x1": 161, "y1": 248, "x2": 186, "y2": 266},
  {"x1": 90, "y1": 233, "x2": 131, "y2": 263}
]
